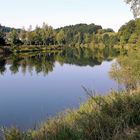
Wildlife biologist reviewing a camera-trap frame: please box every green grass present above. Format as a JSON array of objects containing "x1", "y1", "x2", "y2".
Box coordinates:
[{"x1": 2, "y1": 91, "x2": 140, "y2": 140}]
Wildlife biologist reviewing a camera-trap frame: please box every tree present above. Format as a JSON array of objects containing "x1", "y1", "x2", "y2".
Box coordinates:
[
  {"x1": 41, "y1": 23, "x2": 49, "y2": 45},
  {"x1": 74, "y1": 32, "x2": 83, "y2": 45},
  {"x1": 109, "y1": 35, "x2": 119, "y2": 47},
  {"x1": 118, "y1": 20, "x2": 136, "y2": 44},
  {"x1": 84, "y1": 33, "x2": 90, "y2": 44},
  {"x1": 34, "y1": 26, "x2": 43, "y2": 45},
  {"x1": 26, "y1": 25, "x2": 33, "y2": 45},
  {"x1": 41, "y1": 23, "x2": 54, "y2": 45},
  {"x1": 125, "y1": 0, "x2": 140, "y2": 17},
  {"x1": 128, "y1": 33, "x2": 138, "y2": 44},
  {"x1": 19, "y1": 27, "x2": 27, "y2": 44},
  {"x1": 6, "y1": 29, "x2": 21, "y2": 46},
  {"x1": 56, "y1": 29, "x2": 66, "y2": 45},
  {"x1": 118, "y1": 18, "x2": 140, "y2": 46},
  {"x1": 45, "y1": 25, "x2": 54, "y2": 45},
  {"x1": 102, "y1": 34, "x2": 110, "y2": 46}
]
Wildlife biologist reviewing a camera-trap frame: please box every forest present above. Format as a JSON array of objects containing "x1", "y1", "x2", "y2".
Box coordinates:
[{"x1": 0, "y1": 19, "x2": 140, "y2": 52}]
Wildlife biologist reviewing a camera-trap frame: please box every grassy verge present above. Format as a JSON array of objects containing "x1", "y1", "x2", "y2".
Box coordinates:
[{"x1": 2, "y1": 91, "x2": 140, "y2": 140}]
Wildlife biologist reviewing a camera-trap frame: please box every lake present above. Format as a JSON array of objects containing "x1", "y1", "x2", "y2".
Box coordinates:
[{"x1": 0, "y1": 47, "x2": 120, "y2": 129}]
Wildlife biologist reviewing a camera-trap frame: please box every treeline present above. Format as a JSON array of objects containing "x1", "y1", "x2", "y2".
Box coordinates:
[
  {"x1": 0, "y1": 25, "x2": 20, "y2": 46},
  {"x1": 0, "y1": 19, "x2": 140, "y2": 48},
  {"x1": 55, "y1": 24, "x2": 117, "y2": 47},
  {"x1": 0, "y1": 23, "x2": 117, "y2": 47}
]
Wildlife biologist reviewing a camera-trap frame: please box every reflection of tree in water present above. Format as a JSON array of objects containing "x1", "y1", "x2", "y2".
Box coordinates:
[
  {"x1": 10, "y1": 56, "x2": 21, "y2": 74},
  {"x1": 58, "y1": 47, "x2": 119, "y2": 66},
  {"x1": 9, "y1": 53, "x2": 55, "y2": 75},
  {"x1": 31, "y1": 53, "x2": 55, "y2": 75},
  {"x1": 0, "y1": 58, "x2": 6, "y2": 74},
  {"x1": 0, "y1": 47, "x2": 120, "y2": 75}
]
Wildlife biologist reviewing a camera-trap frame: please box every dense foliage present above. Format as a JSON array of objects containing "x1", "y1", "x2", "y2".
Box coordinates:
[
  {"x1": 0, "y1": 25, "x2": 20, "y2": 46},
  {"x1": 0, "y1": 19, "x2": 140, "y2": 51},
  {"x1": 118, "y1": 18, "x2": 140, "y2": 47},
  {"x1": 0, "y1": 23, "x2": 118, "y2": 48}
]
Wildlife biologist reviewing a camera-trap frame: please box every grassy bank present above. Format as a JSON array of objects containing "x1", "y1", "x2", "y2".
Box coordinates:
[{"x1": 2, "y1": 90, "x2": 140, "y2": 140}]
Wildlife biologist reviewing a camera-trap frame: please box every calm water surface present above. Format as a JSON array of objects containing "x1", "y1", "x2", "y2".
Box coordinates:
[{"x1": 0, "y1": 48, "x2": 119, "y2": 129}]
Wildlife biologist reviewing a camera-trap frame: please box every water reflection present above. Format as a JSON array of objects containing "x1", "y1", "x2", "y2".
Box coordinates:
[
  {"x1": 0, "y1": 47, "x2": 120, "y2": 75},
  {"x1": 0, "y1": 47, "x2": 121, "y2": 129}
]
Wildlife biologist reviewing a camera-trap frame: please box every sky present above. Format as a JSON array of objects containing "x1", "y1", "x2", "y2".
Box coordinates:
[{"x1": 0, "y1": 0, "x2": 134, "y2": 31}]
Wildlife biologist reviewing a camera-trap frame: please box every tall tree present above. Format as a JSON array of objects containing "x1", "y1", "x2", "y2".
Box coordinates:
[
  {"x1": 19, "y1": 27, "x2": 27, "y2": 44},
  {"x1": 26, "y1": 25, "x2": 33, "y2": 45}
]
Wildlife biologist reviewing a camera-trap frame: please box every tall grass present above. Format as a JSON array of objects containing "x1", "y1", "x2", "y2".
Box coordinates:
[{"x1": 2, "y1": 91, "x2": 140, "y2": 140}]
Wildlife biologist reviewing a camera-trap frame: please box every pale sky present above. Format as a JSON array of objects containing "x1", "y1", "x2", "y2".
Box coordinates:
[{"x1": 0, "y1": 0, "x2": 133, "y2": 31}]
